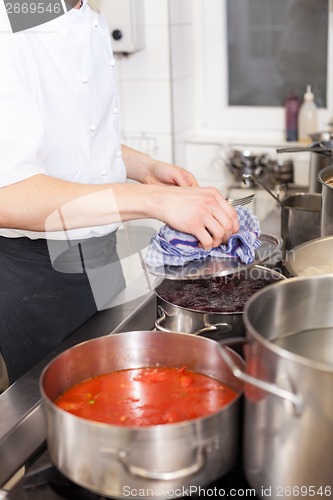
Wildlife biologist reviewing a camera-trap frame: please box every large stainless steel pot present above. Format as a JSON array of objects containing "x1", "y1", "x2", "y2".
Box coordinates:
[
  {"x1": 319, "y1": 165, "x2": 333, "y2": 236},
  {"x1": 220, "y1": 276, "x2": 333, "y2": 500},
  {"x1": 40, "y1": 331, "x2": 244, "y2": 499},
  {"x1": 155, "y1": 266, "x2": 286, "y2": 340}
]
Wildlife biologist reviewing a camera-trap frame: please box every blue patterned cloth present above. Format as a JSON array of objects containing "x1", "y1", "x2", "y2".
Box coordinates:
[{"x1": 145, "y1": 207, "x2": 261, "y2": 268}]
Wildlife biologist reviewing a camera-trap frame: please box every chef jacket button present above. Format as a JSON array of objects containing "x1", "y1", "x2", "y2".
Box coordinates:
[
  {"x1": 101, "y1": 168, "x2": 107, "y2": 176},
  {"x1": 82, "y1": 75, "x2": 89, "y2": 84},
  {"x1": 116, "y1": 150, "x2": 122, "y2": 158},
  {"x1": 93, "y1": 19, "x2": 98, "y2": 28},
  {"x1": 110, "y1": 58, "x2": 116, "y2": 67},
  {"x1": 90, "y1": 121, "x2": 96, "y2": 132},
  {"x1": 113, "y1": 107, "x2": 119, "y2": 114}
]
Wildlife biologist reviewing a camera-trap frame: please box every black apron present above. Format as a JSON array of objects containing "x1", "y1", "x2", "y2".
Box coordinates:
[{"x1": 0, "y1": 232, "x2": 125, "y2": 383}]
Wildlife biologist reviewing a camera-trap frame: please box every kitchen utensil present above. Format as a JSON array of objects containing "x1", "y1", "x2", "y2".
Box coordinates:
[
  {"x1": 40, "y1": 330, "x2": 244, "y2": 498},
  {"x1": 319, "y1": 165, "x2": 333, "y2": 236},
  {"x1": 145, "y1": 233, "x2": 281, "y2": 280},
  {"x1": 266, "y1": 158, "x2": 294, "y2": 185},
  {"x1": 242, "y1": 174, "x2": 322, "y2": 256},
  {"x1": 226, "y1": 149, "x2": 268, "y2": 186},
  {"x1": 276, "y1": 136, "x2": 333, "y2": 155},
  {"x1": 284, "y1": 235, "x2": 333, "y2": 277},
  {"x1": 227, "y1": 193, "x2": 255, "y2": 207},
  {"x1": 219, "y1": 275, "x2": 333, "y2": 500},
  {"x1": 154, "y1": 265, "x2": 286, "y2": 341},
  {"x1": 242, "y1": 173, "x2": 282, "y2": 204},
  {"x1": 276, "y1": 145, "x2": 332, "y2": 154}
]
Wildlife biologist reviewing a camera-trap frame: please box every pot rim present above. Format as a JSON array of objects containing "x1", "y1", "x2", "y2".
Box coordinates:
[
  {"x1": 40, "y1": 331, "x2": 245, "y2": 432},
  {"x1": 155, "y1": 294, "x2": 243, "y2": 316},
  {"x1": 243, "y1": 276, "x2": 333, "y2": 373},
  {"x1": 281, "y1": 192, "x2": 322, "y2": 211},
  {"x1": 155, "y1": 265, "x2": 286, "y2": 315},
  {"x1": 284, "y1": 235, "x2": 333, "y2": 277},
  {"x1": 318, "y1": 164, "x2": 333, "y2": 189}
]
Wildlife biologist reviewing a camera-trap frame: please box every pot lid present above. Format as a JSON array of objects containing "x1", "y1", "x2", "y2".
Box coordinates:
[{"x1": 144, "y1": 233, "x2": 281, "y2": 280}]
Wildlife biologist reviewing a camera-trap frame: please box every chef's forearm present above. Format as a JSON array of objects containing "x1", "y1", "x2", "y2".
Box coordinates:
[
  {"x1": 0, "y1": 174, "x2": 161, "y2": 232},
  {"x1": 0, "y1": 174, "x2": 239, "y2": 249},
  {"x1": 121, "y1": 144, "x2": 157, "y2": 183}
]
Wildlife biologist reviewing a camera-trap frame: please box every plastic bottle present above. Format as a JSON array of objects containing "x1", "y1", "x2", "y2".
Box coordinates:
[
  {"x1": 285, "y1": 92, "x2": 301, "y2": 142},
  {"x1": 298, "y1": 85, "x2": 318, "y2": 143}
]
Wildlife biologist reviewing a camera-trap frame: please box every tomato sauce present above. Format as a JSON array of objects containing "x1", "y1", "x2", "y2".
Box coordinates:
[{"x1": 55, "y1": 367, "x2": 237, "y2": 426}]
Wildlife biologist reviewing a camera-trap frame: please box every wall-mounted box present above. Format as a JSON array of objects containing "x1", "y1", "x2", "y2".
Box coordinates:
[{"x1": 93, "y1": 0, "x2": 145, "y2": 54}]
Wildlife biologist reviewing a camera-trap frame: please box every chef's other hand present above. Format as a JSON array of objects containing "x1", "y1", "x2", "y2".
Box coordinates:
[
  {"x1": 122, "y1": 145, "x2": 199, "y2": 187},
  {"x1": 160, "y1": 186, "x2": 240, "y2": 250},
  {"x1": 142, "y1": 160, "x2": 199, "y2": 187}
]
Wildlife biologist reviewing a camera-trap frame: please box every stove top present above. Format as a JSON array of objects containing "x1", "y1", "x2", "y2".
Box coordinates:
[{"x1": 6, "y1": 447, "x2": 259, "y2": 500}]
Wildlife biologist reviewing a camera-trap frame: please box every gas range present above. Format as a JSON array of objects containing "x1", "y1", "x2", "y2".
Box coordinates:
[{"x1": 5, "y1": 447, "x2": 258, "y2": 500}]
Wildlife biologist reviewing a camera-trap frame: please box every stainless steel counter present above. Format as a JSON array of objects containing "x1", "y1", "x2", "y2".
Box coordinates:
[{"x1": 0, "y1": 290, "x2": 156, "y2": 487}]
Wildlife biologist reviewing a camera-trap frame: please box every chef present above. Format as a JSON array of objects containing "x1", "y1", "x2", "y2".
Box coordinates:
[{"x1": 0, "y1": 0, "x2": 239, "y2": 383}]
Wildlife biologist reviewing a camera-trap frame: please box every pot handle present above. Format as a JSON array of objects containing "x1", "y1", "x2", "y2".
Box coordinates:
[
  {"x1": 218, "y1": 338, "x2": 303, "y2": 416},
  {"x1": 155, "y1": 305, "x2": 233, "y2": 336},
  {"x1": 193, "y1": 322, "x2": 232, "y2": 336},
  {"x1": 154, "y1": 305, "x2": 168, "y2": 331},
  {"x1": 118, "y1": 445, "x2": 205, "y2": 480}
]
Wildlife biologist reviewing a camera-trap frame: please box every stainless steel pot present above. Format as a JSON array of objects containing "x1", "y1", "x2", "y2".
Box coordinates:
[
  {"x1": 309, "y1": 150, "x2": 333, "y2": 193},
  {"x1": 220, "y1": 276, "x2": 333, "y2": 500},
  {"x1": 277, "y1": 135, "x2": 333, "y2": 193},
  {"x1": 280, "y1": 192, "x2": 322, "y2": 255},
  {"x1": 319, "y1": 165, "x2": 333, "y2": 236},
  {"x1": 284, "y1": 235, "x2": 333, "y2": 277},
  {"x1": 242, "y1": 174, "x2": 322, "y2": 256},
  {"x1": 40, "y1": 331, "x2": 244, "y2": 499},
  {"x1": 155, "y1": 266, "x2": 286, "y2": 341}
]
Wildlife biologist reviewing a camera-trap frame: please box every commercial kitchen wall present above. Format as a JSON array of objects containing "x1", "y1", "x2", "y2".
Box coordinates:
[
  {"x1": 117, "y1": 0, "x2": 195, "y2": 171},
  {"x1": 116, "y1": 0, "x2": 311, "y2": 199}
]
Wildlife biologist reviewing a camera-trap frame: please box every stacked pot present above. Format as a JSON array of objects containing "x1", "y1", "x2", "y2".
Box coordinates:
[{"x1": 154, "y1": 265, "x2": 286, "y2": 341}]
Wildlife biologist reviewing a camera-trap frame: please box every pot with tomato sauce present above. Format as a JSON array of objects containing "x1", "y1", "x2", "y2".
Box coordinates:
[
  {"x1": 155, "y1": 265, "x2": 286, "y2": 340},
  {"x1": 40, "y1": 331, "x2": 244, "y2": 499}
]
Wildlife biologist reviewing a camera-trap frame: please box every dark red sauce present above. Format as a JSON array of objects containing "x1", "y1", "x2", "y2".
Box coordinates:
[
  {"x1": 156, "y1": 273, "x2": 278, "y2": 313},
  {"x1": 55, "y1": 367, "x2": 237, "y2": 426}
]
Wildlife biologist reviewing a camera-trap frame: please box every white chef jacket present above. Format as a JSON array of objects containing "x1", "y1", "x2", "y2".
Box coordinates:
[{"x1": 0, "y1": 0, "x2": 126, "y2": 240}]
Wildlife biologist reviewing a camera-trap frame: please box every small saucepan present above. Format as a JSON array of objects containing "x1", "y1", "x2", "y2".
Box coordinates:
[{"x1": 242, "y1": 174, "x2": 321, "y2": 256}]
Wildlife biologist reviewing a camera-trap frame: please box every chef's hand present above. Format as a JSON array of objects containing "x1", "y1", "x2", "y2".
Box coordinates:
[
  {"x1": 141, "y1": 160, "x2": 199, "y2": 187},
  {"x1": 122, "y1": 145, "x2": 198, "y2": 187},
  {"x1": 158, "y1": 186, "x2": 240, "y2": 250}
]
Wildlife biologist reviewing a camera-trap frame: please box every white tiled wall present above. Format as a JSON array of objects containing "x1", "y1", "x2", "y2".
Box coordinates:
[
  {"x1": 117, "y1": 0, "x2": 195, "y2": 165},
  {"x1": 169, "y1": 0, "x2": 195, "y2": 164},
  {"x1": 184, "y1": 142, "x2": 234, "y2": 194}
]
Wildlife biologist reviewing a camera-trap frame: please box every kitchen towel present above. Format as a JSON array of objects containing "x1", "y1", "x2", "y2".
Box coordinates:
[{"x1": 145, "y1": 206, "x2": 261, "y2": 269}]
